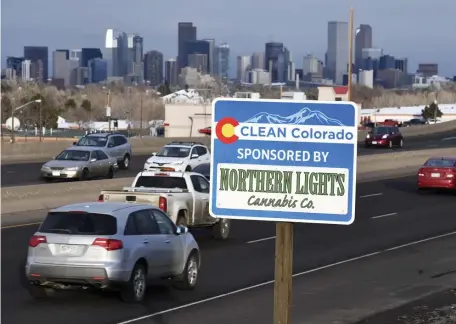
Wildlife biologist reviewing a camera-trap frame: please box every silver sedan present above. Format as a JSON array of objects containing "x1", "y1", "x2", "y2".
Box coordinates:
[
  {"x1": 25, "y1": 202, "x2": 200, "y2": 302},
  {"x1": 41, "y1": 146, "x2": 118, "y2": 181}
]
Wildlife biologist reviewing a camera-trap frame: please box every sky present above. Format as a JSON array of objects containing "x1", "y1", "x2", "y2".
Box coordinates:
[{"x1": 2, "y1": 0, "x2": 456, "y2": 77}]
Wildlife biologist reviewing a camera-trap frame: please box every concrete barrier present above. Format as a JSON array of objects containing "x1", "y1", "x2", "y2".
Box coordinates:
[
  {"x1": 2, "y1": 147, "x2": 454, "y2": 216},
  {"x1": 2, "y1": 120, "x2": 455, "y2": 163}
]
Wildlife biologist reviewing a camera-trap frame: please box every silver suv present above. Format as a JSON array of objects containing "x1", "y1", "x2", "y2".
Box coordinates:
[
  {"x1": 74, "y1": 132, "x2": 132, "y2": 169},
  {"x1": 25, "y1": 202, "x2": 200, "y2": 303}
]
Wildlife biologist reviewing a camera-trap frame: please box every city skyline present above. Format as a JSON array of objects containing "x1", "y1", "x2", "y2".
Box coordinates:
[{"x1": 2, "y1": 0, "x2": 455, "y2": 76}]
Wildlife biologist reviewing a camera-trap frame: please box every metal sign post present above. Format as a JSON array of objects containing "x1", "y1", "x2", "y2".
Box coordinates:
[{"x1": 209, "y1": 98, "x2": 358, "y2": 324}]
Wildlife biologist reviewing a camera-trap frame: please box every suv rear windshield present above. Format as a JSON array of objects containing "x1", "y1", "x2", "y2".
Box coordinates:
[
  {"x1": 39, "y1": 212, "x2": 117, "y2": 235},
  {"x1": 424, "y1": 159, "x2": 456, "y2": 167},
  {"x1": 135, "y1": 176, "x2": 187, "y2": 189},
  {"x1": 156, "y1": 146, "x2": 190, "y2": 157},
  {"x1": 76, "y1": 136, "x2": 107, "y2": 147}
]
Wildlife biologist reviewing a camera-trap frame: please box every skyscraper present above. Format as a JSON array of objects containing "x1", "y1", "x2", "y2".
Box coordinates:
[
  {"x1": 184, "y1": 40, "x2": 210, "y2": 72},
  {"x1": 251, "y1": 52, "x2": 265, "y2": 70},
  {"x1": 201, "y1": 38, "x2": 215, "y2": 74},
  {"x1": 116, "y1": 32, "x2": 129, "y2": 77},
  {"x1": 105, "y1": 29, "x2": 118, "y2": 78},
  {"x1": 327, "y1": 21, "x2": 349, "y2": 84},
  {"x1": 355, "y1": 24, "x2": 373, "y2": 71},
  {"x1": 265, "y1": 42, "x2": 287, "y2": 82},
  {"x1": 129, "y1": 35, "x2": 144, "y2": 82},
  {"x1": 178, "y1": 22, "x2": 197, "y2": 71},
  {"x1": 237, "y1": 56, "x2": 251, "y2": 82},
  {"x1": 144, "y1": 51, "x2": 163, "y2": 86},
  {"x1": 23, "y1": 46, "x2": 48, "y2": 81},
  {"x1": 165, "y1": 58, "x2": 178, "y2": 86},
  {"x1": 53, "y1": 50, "x2": 71, "y2": 86},
  {"x1": 214, "y1": 43, "x2": 230, "y2": 81},
  {"x1": 80, "y1": 48, "x2": 102, "y2": 67}
]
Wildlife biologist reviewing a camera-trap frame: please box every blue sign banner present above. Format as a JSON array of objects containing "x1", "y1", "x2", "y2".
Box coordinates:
[{"x1": 209, "y1": 98, "x2": 358, "y2": 225}]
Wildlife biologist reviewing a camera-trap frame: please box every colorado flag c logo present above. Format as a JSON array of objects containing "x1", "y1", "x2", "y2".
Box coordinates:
[{"x1": 215, "y1": 117, "x2": 239, "y2": 144}]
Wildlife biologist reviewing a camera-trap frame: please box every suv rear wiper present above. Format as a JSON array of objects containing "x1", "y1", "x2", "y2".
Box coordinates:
[{"x1": 46, "y1": 229, "x2": 73, "y2": 234}]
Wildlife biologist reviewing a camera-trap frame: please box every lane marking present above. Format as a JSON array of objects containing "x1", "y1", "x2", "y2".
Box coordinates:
[
  {"x1": 247, "y1": 236, "x2": 276, "y2": 244},
  {"x1": 359, "y1": 193, "x2": 383, "y2": 198},
  {"x1": 427, "y1": 144, "x2": 438, "y2": 147},
  {"x1": 117, "y1": 230, "x2": 456, "y2": 324},
  {"x1": 371, "y1": 212, "x2": 398, "y2": 219},
  {"x1": 442, "y1": 137, "x2": 456, "y2": 141},
  {"x1": 1, "y1": 222, "x2": 42, "y2": 229},
  {"x1": 6, "y1": 171, "x2": 16, "y2": 174}
]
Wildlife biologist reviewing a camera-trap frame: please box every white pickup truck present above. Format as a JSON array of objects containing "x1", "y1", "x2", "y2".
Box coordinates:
[{"x1": 98, "y1": 171, "x2": 230, "y2": 240}]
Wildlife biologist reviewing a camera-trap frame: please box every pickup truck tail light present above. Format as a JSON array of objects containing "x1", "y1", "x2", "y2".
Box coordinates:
[
  {"x1": 98, "y1": 194, "x2": 104, "y2": 202},
  {"x1": 159, "y1": 197, "x2": 167, "y2": 212},
  {"x1": 29, "y1": 235, "x2": 47, "y2": 247},
  {"x1": 92, "y1": 238, "x2": 123, "y2": 251}
]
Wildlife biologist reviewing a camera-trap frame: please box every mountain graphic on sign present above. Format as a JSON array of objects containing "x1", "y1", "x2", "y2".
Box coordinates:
[{"x1": 244, "y1": 107, "x2": 345, "y2": 126}]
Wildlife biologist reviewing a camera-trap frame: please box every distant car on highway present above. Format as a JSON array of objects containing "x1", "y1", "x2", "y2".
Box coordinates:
[
  {"x1": 364, "y1": 126, "x2": 404, "y2": 149},
  {"x1": 193, "y1": 163, "x2": 210, "y2": 181},
  {"x1": 73, "y1": 132, "x2": 132, "y2": 169},
  {"x1": 25, "y1": 202, "x2": 200, "y2": 303},
  {"x1": 41, "y1": 146, "x2": 117, "y2": 182},
  {"x1": 198, "y1": 126, "x2": 211, "y2": 135},
  {"x1": 143, "y1": 141, "x2": 210, "y2": 172},
  {"x1": 417, "y1": 157, "x2": 456, "y2": 193},
  {"x1": 403, "y1": 118, "x2": 427, "y2": 127}
]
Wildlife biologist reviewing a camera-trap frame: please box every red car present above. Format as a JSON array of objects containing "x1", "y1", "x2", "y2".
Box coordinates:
[
  {"x1": 198, "y1": 127, "x2": 211, "y2": 135},
  {"x1": 364, "y1": 126, "x2": 404, "y2": 148},
  {"x1": 417, "y1": 157, "x2": 456, "y2": 192}
]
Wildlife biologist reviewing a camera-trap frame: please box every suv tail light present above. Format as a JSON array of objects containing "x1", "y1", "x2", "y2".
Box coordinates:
[
  {"x1": 29, "y1": 235, "x2": 47, "y2": 247},
  {"x1": 159, "y1": 196, "x2": 167, "y2": 212},
  {"x1": 418, "y1": 168, "x2": 424, "y2": 177},
  {"x1": 92, "y1": 238, "x2": 123, "y2": 251},
  {"x1": 98, "y1": 194, "x2": 104, "y2": 202}
]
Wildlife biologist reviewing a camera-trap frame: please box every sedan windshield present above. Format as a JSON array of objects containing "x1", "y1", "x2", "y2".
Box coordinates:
[
  {"x1": 55, "y1": 150, "x2": 90, "y2": 161},
  {"x1": 76, "y1": 136, "x2": 107, "y2": 147},
  {"x1": 156, "y1": 147, "x2": 190, "y2": 158},
  {"x1": 372, "y1": 127, "x2": 390, "y2": 135},
  {"x1": 424, "y1": 159, "x2": 456, "y2": 167}
]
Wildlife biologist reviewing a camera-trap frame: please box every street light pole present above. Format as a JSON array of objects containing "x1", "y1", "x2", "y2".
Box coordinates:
[{"x1": 10, "y1": 99, "x2": 41, "y2": 144}]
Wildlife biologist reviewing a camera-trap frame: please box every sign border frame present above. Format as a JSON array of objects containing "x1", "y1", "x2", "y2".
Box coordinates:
[{"x1": 209, "y1": 97, "x2": 359, "y2": 225}]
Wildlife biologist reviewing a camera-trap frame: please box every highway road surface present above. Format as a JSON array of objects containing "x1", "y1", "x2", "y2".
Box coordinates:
[
  {"x1": 2, "y1": 175, "x2": 456, "y2": 324},
  {"x1": 1, "y1": 131, "x2": 455, "y2": 187}
]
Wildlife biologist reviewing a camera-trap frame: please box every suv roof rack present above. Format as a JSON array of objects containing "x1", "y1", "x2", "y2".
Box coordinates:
[{"x1": 168, "y1": 141, "x2": 204, "y2": 146}]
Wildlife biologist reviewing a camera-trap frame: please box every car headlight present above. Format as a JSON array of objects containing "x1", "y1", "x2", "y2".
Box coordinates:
[
  {"x1": 366, "y1": 134, "x2": 370, "y2": 139},
  {"x1": 382, "y1": 134, "x2": 388, "y2": 139},
  {"x1": 41, "y1": 166, "x2": 51, "y2": 171},
  {"x1": 172, "y1": 160, "x2": 184, "y2": 165},
  {"x1": 64, "y1": 167, "x2": 79, "y2": 171}
]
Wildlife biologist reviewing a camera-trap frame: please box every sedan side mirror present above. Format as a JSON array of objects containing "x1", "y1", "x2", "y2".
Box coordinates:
[
  {"x1": 176, "y1": 225, "x2": 189, "y2": 235},
  {"x1": 151, "y1": 152, "x2": 157, "y2": 156},
  {"x1": 90, "y1": 158, "x2": 97, "y2": 162},
  {"x1": 191, "y1": 154, "x2": 199, "y2": 159},
  {"x1": 73, "y1": 141, "x2": 77, "y2": 145}
]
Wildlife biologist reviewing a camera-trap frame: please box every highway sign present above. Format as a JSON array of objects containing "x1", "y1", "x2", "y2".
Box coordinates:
[{"x1": 209, "y1": 98, "x2": 358, "y2": 225}]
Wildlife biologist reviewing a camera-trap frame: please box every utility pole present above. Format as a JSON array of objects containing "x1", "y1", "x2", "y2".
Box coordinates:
[
  {"x1": 39, "y1": 100, "x2": 42, "y2": 142},
  {"x1": 347, "y1": 8, "x2": 354, "y2": 102}
]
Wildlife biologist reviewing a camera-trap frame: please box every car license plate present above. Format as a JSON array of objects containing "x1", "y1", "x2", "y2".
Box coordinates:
[
  {"x1": 431, "y1": 173, "x2": 440, "y2": 178},
  {"x1": 52, "y1": 171, "x2": 61, "y2": 176},
  {"x1": 59, "y1": 244, "x2": 78, "y2": 255},
  {"x1": 372, "y1": 141, "x2": 377, "y2": 144}
]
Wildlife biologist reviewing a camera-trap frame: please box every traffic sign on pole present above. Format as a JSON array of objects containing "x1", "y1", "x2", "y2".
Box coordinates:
[{"x1": 209, "y1": 98, "x2": 358, "y2": 225}]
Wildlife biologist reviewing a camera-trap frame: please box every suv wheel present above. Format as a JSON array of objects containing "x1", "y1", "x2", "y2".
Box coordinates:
[
  {"x1": 399, "y1": 139, "x2": 404, "y2": 148},
  {"x1": 119, "y1": 154, "x2": 130, "y2": 169},
  {"x1": 173, "y1": 252, "x2": 199, "y2": 290},
  {"x1": 388, "y1": 141, "x2": 393, "y2": 149},
  {"x1": 185, "y1": 166, "x2": 192, "y2": 172},
  {"x1": 120, "y1": 263, "x2": 147, "y2": 303}
]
